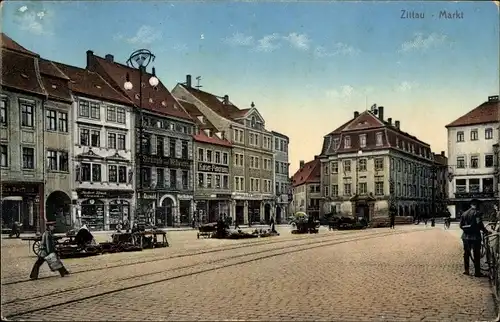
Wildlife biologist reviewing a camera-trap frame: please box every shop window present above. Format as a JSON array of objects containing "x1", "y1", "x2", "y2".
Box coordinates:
[
  {"x1": 108, "y1": 200, "x2": 130, "y2": 231},
  {"x1": 80, "y1": 199, "x2": 104, "y2": 231}
]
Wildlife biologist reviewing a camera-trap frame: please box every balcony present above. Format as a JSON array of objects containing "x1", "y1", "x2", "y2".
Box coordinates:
[{"x1": 454, "y1": 187, "x2": 496, "y2": 199}]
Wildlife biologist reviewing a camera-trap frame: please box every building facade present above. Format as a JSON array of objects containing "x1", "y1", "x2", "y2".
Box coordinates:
[
  {"x1": 446, "y1": 95, "x2": 500, "y2": 219},
  {"x1": 178, "y1": 99, "x2": 233, "y2": 224},
  {"x1": 88, "y1": 53, "x2": 196, "y2": 227},
  {"x1": 432, "y1": 151, "x2": 449, "y2": 216},
  {"x1": 53, "y1": 62, "x2": 136, "y2": 231},
  {"x1": 319, "y1": 106, "x2": 435, "y2": 221},
  {"x1": 290, "y1": 159, "x2": 321, "y2": 219},
  {"x1": 172, "y1": 75, "x2": 275, "y2": 225},
  {"x1": 272, "y1": 131, "x2": 290, "y2": 223}
]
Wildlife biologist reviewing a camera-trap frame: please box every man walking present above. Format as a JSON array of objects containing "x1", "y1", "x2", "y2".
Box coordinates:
[
  {"x1": 30, "y1": 221, "x2": 69, "y2": 280},
  {"x1": 460, "y1": 199, "x2": 489, "y2": 277},
  {"x1": 389, "y1": 207, "x2": 396, "y2": 229}
]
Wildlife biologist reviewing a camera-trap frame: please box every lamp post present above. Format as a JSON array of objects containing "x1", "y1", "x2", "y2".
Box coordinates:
[{"x1": 123, "y1": 49, "x2": 159, "y2": 226}]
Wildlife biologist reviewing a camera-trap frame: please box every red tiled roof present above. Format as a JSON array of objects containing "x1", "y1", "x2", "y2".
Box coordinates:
[
  {"x1": 193, "y1": 130, "x2": 232, "y2": 147},
  {"x1": 38, "y1": 59, "x2": 72, "y2": 103},
  {"x1": 342, "y1": 111, "x2": 384, "y2": 132},
  {"x1": 1, "y1": 33, "x2": 39, "y2": 57},
  {"x1": 39, "y1": 59, "x2": 69, "y2": 80},
  {"x1": 52, "y1": 61, "x2": 133, "y2": 106},
  {"x1": 91, "y1": 55, "x2": 192, "y2": 121},
  {"x1": 177, "y1": 99, "x2": 215, "y2": 129},
  {"x1": 1, "y1": 49, "x2": 45, "y2": 96},
  {"x1": 328, "y1": 118, "x2": 355, "y2": 135},
  {"x1": 446, "y1": 98, "x2": 500, "y2": 128},
  {"x1": 291, "y1": 159, "x2": 321, "y2": 187},
  {"x1": 230, "y1": 108, "x2": 250, "y2": 119},
  {"x1": 180, "y1": 84, "x2": 242, "y2": 120}
]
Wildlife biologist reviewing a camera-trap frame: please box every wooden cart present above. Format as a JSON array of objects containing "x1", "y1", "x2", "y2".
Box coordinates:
[
  {"x1": 21, "y1": 235, "x2": 64, "y2": 256},
  {"x1": 197, "y1": 223, "x2": 217, "y2": 239},
  {"x1": 138, "y1": 230, "x2": 169, "y2": 249}
]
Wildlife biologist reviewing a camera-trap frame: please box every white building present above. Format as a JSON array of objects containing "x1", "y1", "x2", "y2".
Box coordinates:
[
  {"x1": 54, "y1": 62, "x2": 136, "y2": 231},
  {"x1": 446, "y1": 95, "x2": 499, "y2": 219},
  {"x1": 272, "y1": 131, "x2": 290, "y2": 223}
]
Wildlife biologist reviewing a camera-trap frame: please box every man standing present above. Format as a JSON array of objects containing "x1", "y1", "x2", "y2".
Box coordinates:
[
  {"x1": 30, "y1": 221, "x2": 69, "y2": 280},
  {"x1": 460, "y1": 199, "x2": 489, "y2": 277},
  {"x1": 389, "y1": 207, "x2": 396, "y2": 229}
]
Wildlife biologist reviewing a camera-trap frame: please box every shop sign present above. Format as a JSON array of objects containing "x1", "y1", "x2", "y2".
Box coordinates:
[
  {"x1": 77, "y1": 189, "x2": 134, "y2": 199},
  {"x1": 141, "y1": 193, "x2": 157, "y2": 200},
  {"x1": 178, "y1": 194, "x2": 193, "y2": 200},
  {"x1": 141, "y1": 155, "x2": 192, "y2": 170},
  {"x1": 197, "y1": 162, "x2": 229, "y2": 174},
  {"x1": 1, "y1": 184, "x2": 39, "y2": 196},
  {"x1": 216, "y1": 194, "x2": 232, "y2": 199}
]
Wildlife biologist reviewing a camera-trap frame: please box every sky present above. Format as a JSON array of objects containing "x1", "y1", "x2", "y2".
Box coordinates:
[{"x1": 1, "y1": 1, "x2": 499, "y2": 174}]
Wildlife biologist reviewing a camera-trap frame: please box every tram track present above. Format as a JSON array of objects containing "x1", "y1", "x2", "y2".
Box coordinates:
[
  {"x1": 1, "y1": 229, "x2": 367, "y2": 285},
  {"x1": 3, "y1": 228, "x2": 422, "y2": 320}
]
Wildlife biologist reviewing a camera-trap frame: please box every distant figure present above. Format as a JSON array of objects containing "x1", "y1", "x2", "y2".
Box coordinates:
[
  {"x1": 460, "y1": 199, "x2": 489, "y2": 277},
  {"x1": 192, "y1": 218, "x2": 196, "y2": 229},
  {"x1": 270, "y1": 217, "x2": 276, "y2": 233},
  {"x1": 390, "y1": 212, "x2": 396, "y2": 229},
  {"x1": 123, "y1": 218, "x2": 130, "y2": 232},
  {"x1": 430, "y1": 218, "x2": 435, "y2": 227}
]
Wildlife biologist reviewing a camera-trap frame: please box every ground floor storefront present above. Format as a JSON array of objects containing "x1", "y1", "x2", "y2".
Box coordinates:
[
  {"x1": 1, "y1": 182, "x2": 44, "y2": 233},
  {"x1": 137, "y1": 191, "x2": 195, "y2": 228},
  {"x1": 448, "y1": 197, "x2": 498, "y2": 220},
  {"x1": 73, "y1": 189, "x2": 135, "y2": 231},
  {"x1": 275, "y1": 203, "x2": 288, "y2": 224},
  {"x1": 194, "y1": 194, "x2": 232, "y2": 224},
  {"x1": 231, "y1": 195, "x2": 275, "y2": 225}
]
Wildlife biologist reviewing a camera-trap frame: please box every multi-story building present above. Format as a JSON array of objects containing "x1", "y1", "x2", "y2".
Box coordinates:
[
  {"x1": 172, "y1": 75, "x2": 275, "y2": 225},
  {"x1": 88, "y1": 53, "x2": 196, "y2": 227},
  {"x1": 290, "y1": 158, "x2": 321, "y2": 220},
  {"x1": 272, "y1": 131, "x2": 290, "y2": 223},
  {"x1": 179, "y1": 99, "x2": 233, "y2": 223},
  {"x1": 446, "y1": 95, "x2": 499, "y2": 219},
  {"x1": 53, "y1": 61, "x2": 136, "y2": 231},
  {"x1": 319, "y1": 106, "x2": 435, "y2": 221},
  {"x1": 432, "y1": 151, "x2": 449, "y2": 216},
  {"x1": 1, "y1": 34, "x2": 72, "y2": 233}
]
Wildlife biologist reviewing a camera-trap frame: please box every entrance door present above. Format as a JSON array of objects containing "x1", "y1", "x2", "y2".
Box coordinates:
[
  {"x1": 163, "y1": 198, "x2": 174, "y2": 227},
  {"x1": 356, "y1": 203, "x2": 370, "y2": 221},
  {"x1": 276, "y1": 207, "x2": 282, "y2": 224},
  {"x1": 264, "y1": 204, "x2": 271, "y2": 224},
  {"x1": 236, "y1": 206, "x2": 244, "y2": 225}
]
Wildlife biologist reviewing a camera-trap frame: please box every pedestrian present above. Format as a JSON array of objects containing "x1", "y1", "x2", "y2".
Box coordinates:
[
  {"x1": 430, "y1": 218, "x2": 435, "y2": 227},
  {"x1": 390, "y1": 212, "x2": 395, "y2": 229},
  {"x1": 460, "y1": 199, "x2": 489, "y2": 277},
  {"x1": 270, "y1": 217, "x2": 276, "y2": 233},
  {"x1": 191, "y1": 217, "x2": 196, "y2": 229},
  {"x1": 30, "y1": 221, "x2": 69, "y2": 280}
]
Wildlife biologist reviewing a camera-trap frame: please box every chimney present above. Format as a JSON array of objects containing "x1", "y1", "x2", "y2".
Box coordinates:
[
  {"x1": 105, "y1": 54, "x2": 114, "y2": 62},
  {"x1": 387, "y1": 117, "x2": 392, "y2": 125},
  {"x1": 378, "y1": 106, "x2": 384, "y2": 121},
  {"x1": 488, "y1": 95, "x2": 499, "y2": 102},
  {"x1": 441, "y1": 151, "x2": 445, "y2": 156},
  {"x1": 186, "y1": 75, "x2": 192, "y2": 88},
  {"x1": 299, "y1": 160, "x2": 305, "y2": 169},
  {"x1": 86, "y1": 50, "x2": 94, "y2": 69},
  {"x1": 354, "y1": 111, "x2": 359, "y2": 118},
  {"x1": 395, "y1": 120, "x2": 400, "y2": 129},
  {"x1": 223, "y1": 95, "x2": 229, "y2": 105}
]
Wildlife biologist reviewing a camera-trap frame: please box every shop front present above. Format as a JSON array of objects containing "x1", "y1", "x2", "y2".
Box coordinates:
[
  {"x1": 1, "y1": 183, "x2": 43, "y2": 232},
  {"x1": 194, "y1": 194, "x2": 231, "y2": 224},
  {"x1": 75, "y1": 189, "x2": 134, "y2": 231}
]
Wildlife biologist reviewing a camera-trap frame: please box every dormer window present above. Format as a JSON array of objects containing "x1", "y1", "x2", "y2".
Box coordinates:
[
  {"x1": 204, "y1": 129, "x2": 211, "y2": 137},
  {"x1": 344, "y1": 136, "x2": 351, "y2": 148},
  {"x1": 197, "y1": 115, "x2": 205, "y2": 124},
  {"x1": 359, "y1": 134, "x2": 367, "y2": 148},
  {"x1": 215, "y1": 132, "x2": 222, "y2": 139},
  {"x1": 251, "y1": 116, "x2": 256, "y2": 128},
  {"x1": 333, "y1": 138, "x2": 340, "y2": 150},
  {"x1": 376, "y1": 132, "x2": 383, "y2": 146}
]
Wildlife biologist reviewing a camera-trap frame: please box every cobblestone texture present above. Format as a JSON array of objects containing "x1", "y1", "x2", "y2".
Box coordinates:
[{"x1": 1, "y1": 224, "x2": 497, "y2": 321}]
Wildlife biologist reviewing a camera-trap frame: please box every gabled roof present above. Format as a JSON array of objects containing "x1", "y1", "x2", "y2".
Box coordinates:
[
  {"x1": 446, "y1": 97, "x2": 500, "y2": 128},
  {"x1": 291, "y1": 158, "x2": 321, "y2": 187},
  {"x1": 328, "y1": 118, "x2": 355, "y2": 135},
  {"x1": 52, "y1": 61, "x2": 133, "y2": 106},
  {"x1": 179, "y1": 84, "x2": 242, "y2": 120},
  {"x1": 342, "y1": 111, "x2": 385, "y2": 132},
  {"x1": 177, "y1": 99, "x2": 216, "y2": 129},
  {"x1": 38, "y1": 59, "x2": 72, "y2": 103},
  {"x1": 1, "y1": 33, "x2": 39, "y2": 57},
  {"x1": 231, "y1": 108, "x2": 251, "y2": 119},
  {"x1": 1, "y1": 49, "x2": 46, "y2": 97},
  {"x1": 90, "y1": 54, "x2": 192, "y2": 121},
  {"x1": 193, "y1": 130, "x2": 232, "y2": 148}
]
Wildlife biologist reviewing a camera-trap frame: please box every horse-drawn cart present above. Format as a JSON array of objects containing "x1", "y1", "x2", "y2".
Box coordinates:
[{"x1": 197, "y1": 223, "x2": 217, "y2": 239}]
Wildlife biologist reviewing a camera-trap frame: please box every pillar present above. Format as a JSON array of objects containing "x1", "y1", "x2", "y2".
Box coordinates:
[
  {"x1": 191, "y1": 200, "x2": 197, "y2": 222},
  {"x1": 231, "y1": 200, "x2": 236, "y2": 223},
  {"x1": 28, "y1": 201, "x2": 34, "y2": 226},
  {"x1": 175, "y1": 202, "x2": 181, "y2": 227},
  {"x1": 104, "y1": 200, "x2": 110, "y2": 231},
  {"x1": 243, "y1": 200, "x2": 249, "y2": 225},
  {"x1": 260, "y1": 201, "x2": 265, "y2": 222}
]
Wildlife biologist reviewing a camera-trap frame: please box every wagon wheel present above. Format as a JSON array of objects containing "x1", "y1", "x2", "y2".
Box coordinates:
[{"x1": 32, "y1": 240, "x2": 41, "y2": 256}]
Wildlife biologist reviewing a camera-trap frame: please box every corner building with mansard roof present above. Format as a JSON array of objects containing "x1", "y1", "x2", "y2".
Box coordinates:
[
  {"x1": 172, "y1": 75, "x2": 275, "y2": 225},
  {"x1": 319, "y1": 106, "x2": 436, "y2": 221}
]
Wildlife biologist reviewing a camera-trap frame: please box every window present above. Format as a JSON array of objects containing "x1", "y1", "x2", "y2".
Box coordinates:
[
  {"x1": 142, "y1": 168, "x2": 152, "y2": 187},
  {"x1": 470, "y1": 129, "x2": 478, "y2": 141},
  {"x1": 374, "y1": 158, "x2": 384, "y2": 171},
  {"x1": 21, "y1": 102, "x2": 34, "y2": 127},
  {"x1": 456, "y1": 131, "x2": 464, "y2": 142},
  {"x1": 197, "y1": 173, "x2": 205, "y2": 188},
  {"x1": 331, "y1": 161, "x2": 338, "y2": 173},
  {"x1": 376, "y1": 132, "x2": 383, "y2": 146},
  {"x1": 275, "y1": 161, "x2": 280, "y2": 173},
  {"x1": 222, "y1": 152, "x2": 228, "y2": 165},
  {"x1": 46, "y1": 110, "x2": 57, "y2": 130},
  {"x1": 206, "y1": 174, "x2": 212, "y2": 189},
  {"x1": 485, "y1": 154, "x2": 494, "y2": 168},
  {"x1": 333, "y1": 138, "x2": 340, "y2": 150},
  {"x1": 206, "y1": 150, "x2": 213, "y2": 163},
  {"x1": 22, "y1": 147, "x2": 34, "y2": 169},
  {"x1": 483, "y1": 178, "x2": 494, "y2": 193},
  {"x1": 375, "y1": 181, "x2": 384, "y2": 195},
  {"x1": 457, "y1": 156, "x2": 465, "y2": 168},
  {"x1": 455, "y1": 179, "x2": 466, "y2": 193},
  {"x1": 118, "y1": 166, "x2": 127, "y2": 183},
  {"x1": 331, "y1": 185, "x2": 338, "y2": 197},
  {"x1": 324, "y1": 185, "x2": 329, "y2": 197},
  {"x1": 92, "y1": 164, "x2": 101, "y2": 182},
  {"x1": 324, "y1": 164, "x2": 329, "y2": 175},
  {"x1": 141, "y1": 134, "x2": 152, "y2": 154},
  {"x1": 233, "y1": 128, "x2": 244, "y2": 143},
  {"x1": 343, "y1": 160, "x2": 351, "y2": 172},
  {"x1": 198, "y1": 148, "x2": 204, "y2": 161},
  {"x1": 234, "y1": 176, "x2": 244, "y2": 191},
  {"x1": 0, "y1": 99, "x2": 7, "y2": 126},
  {"x1": 223, "y1": 175, "x2": 229, "y2": 189},
  {"x1": 215, "y1": 151, "x2": 221, "y2": 164},
  {"x1": 169, "y1": 139, "x2": 176, "y2": 158},
  {"x1": 91, "y1": 130, "x2": 100, "y2": 147},
  {"x1": 215, "y1": 175, "x2": 221, "y2": 188},
  {"x1": 274, "y1": 138, "x2": 279, "y2": 150},
  {"x1": 181, "y1": 141, "x2": 188, "y2": 159},
  {"x1": 47, "y1": 150, "x2": 57, "y2": 170},
  {"x1": 0, "y1": 145, "x2": 7, "y2": 167},
  {"x1": 79, "y1": 100, "x2": 90, "y2": 117},
  {"x1": 170, "y1": 169, "x2": 177, "y2": 188},
  {"x1": 58, "y1": 112, "x2": 68, "y2": 132},
  {"x1": 108, "y1": 133, "x2": 117, "y2": 149},
  {"x1": 182, "y1": 170, "x2": 189, "y2": 189},
  {"x1": 117, "y1": 108, "x2": 126, "y2": 124},
  {"x1": 107, "y1": 106, "x2": 116, "y2": 122},
  {"x1": 359, "y1": 182, "x2": 367, "y2": 195},
  {"x1": 156, "y1": 168, "x2": 165, "y2": 188},
  {"x1": 108, "y1": 165, "x2": 117, "y2": 182},
  {"x1": 344, "y1": 136, "x2": 351, "y2": 148},
  {"x1": 469, "y1": 178, "x2": 480, "y2": 192},
  {"x1": 343, "y1": 183, "x2": 351, "y2": 196},
  {"x1": 485, "y1": 128, "x2": 493, "y2": 140},
  {"x1": 470, "y1": 155, "x2": 479, "y2": 169},
  {"x1": 359, "y1": 134, "x2": 366, "y2": 148},
  {"x1": 157, "y1": 136, "x2": 164, "y2": 156},
  {"x1": 358, "y1": 159, "x2": 367, "y2": 171},
  {"x1": 81, "y1": 163, "x2": 91, "y2": 181},
  {"x1": 117, "y1": 134, "x2": 126, "y2": 150},
  {"x1": 59, "y1": 152, "x2": 70, "y2": 172},
  {"x1": 90, "y1": 102, "x2": 100, "y2": 119},
  {"x1": 234, "y1": 153, "x2": 244, "y2": 167}
]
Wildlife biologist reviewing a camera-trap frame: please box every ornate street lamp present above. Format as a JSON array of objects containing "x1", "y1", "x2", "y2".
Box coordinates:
[{"x1": 123, "y1": 49, "x2": 159, "y2": 226}]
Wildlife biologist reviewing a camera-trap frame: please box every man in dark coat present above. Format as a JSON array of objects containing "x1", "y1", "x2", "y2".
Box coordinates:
[
  {"x1": 30, "y1": 221, "x2": 69, "y2": 280},
  {"x1": 460, "y1": 199, "x2": 489, "y2": 277}
]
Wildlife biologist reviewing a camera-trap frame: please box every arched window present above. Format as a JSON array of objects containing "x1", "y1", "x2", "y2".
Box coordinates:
[
  {"x1": 81, "y1": 199, "x2": 105, "y2": 231},
  {"x1": 109, "y1": 200, "x2": 130, "y2": 230}
]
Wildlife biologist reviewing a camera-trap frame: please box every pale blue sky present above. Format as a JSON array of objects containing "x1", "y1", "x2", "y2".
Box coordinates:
[{"x1": 2, "y1": 1, "x2": 499, "y2": 173}]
